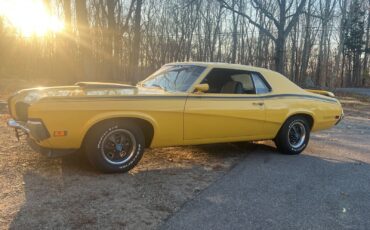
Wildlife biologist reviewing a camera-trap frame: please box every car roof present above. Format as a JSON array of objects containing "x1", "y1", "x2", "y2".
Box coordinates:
[{"x1": 166, "y1": 62, "x2": 268, "y2": 73}]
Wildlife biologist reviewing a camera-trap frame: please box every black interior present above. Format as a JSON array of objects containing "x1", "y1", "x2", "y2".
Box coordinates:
[
  {"x1": 220, "y1": 81, "x2": 244, "y2": 94},
  {"x1": 201, "y1": 68, "x2": 256, "y2": 94}
]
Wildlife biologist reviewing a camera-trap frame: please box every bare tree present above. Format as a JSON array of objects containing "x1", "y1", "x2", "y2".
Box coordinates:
[
  {"x1": 299, "y1": 0, "x2": 317, "y2": 86},
  {"x1": 217, "y1": 0, "x2": 307, "y2": 74},
  {"x1": 362, "y1": 0, "x2": 370, "y2": 86},
  {"x1": 75, "y1": 0, "x2": 92, "y2": 80},
  {"x1": 314, "y1": 0, "x2": 337, "y2": 87},
  {"x1": 334, "y1": 0, "x2": 348, "y2": 87}
]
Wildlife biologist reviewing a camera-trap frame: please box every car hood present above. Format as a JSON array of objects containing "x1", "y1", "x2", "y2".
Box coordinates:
[{"x1": 10, "y1": 83, "x2": 177, "y2": 105}]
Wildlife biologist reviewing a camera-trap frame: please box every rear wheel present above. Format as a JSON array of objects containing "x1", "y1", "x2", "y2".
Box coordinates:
[
  {"x1": 274, "y1": 116, "x2": 310, "y2": 155},
  {"x1": 84, "y1": 121, "x2": 145, "y2": 173}
]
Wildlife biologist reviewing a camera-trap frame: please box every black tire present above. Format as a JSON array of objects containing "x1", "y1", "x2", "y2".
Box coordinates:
[
  {"x1": 84, "y1": 120, "x2": 145, "y2": 173},
  {"x1": 274, "y1": 116, "x2": 310, "y2": 155}
]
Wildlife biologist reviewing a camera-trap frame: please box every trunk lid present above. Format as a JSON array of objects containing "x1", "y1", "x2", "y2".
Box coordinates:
[{"x1": 305, "y1": 89, "x2": 335, "y2": 98}]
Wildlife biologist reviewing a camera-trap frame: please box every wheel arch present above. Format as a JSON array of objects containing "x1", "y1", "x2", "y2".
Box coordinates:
[
  {"x1": 276, "y1": 112, "x2": 315, "y2": 139},
  {"x1": 81, "y1": 112, "x2": 157, "y2": 148},
  {"x1": 288, "y1": 112, "x2": 314, "y2": 129}
]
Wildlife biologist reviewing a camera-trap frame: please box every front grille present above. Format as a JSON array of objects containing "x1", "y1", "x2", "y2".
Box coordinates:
[
  {"x1": 7, "y1": 97, "x2": 13, "y2": 117},
  {"x1": 15, "y1": 102, "x2": 30, "y2": 121}
]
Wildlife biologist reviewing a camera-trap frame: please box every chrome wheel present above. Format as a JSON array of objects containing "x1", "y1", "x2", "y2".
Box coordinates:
[
  {"x1": 288, "y1": 121, "x2": 306, "y2": 149},
  {"x1": 100, "y1": 129, "x2": 137, "y2": 165}
]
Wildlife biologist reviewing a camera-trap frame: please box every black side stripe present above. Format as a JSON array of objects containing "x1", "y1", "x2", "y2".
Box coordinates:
[
  {"x1": 188, "y1": 94, "x2": 337, "y2": 103},
  {"x1": 44, "y1": 94, "x2": 337, "y2": 103}
]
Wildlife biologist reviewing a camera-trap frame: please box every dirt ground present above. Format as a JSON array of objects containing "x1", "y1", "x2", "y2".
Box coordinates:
[
  {"x1": 0, "y1": 116, "x2": 247, "y2": 229},
  {"x1": 0, "y1": 95, "x2": 369, "y2": 229}
]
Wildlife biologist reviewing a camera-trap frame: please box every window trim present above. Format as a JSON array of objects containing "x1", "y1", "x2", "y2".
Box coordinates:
[
  {"x1": 250, "y1": 72, "x2": 272, "y2": 94},
  {"x1": 192, "y1": 67, "x2": 272, "y2": 95}
]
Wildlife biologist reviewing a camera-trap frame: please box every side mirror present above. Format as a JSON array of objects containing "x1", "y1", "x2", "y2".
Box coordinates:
[{"x1": 194, "y1": 84, "x2": 209, "y2": 93}]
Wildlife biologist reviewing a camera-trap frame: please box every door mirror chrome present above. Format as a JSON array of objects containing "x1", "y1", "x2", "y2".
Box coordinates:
[{"x1": 194, "y1": 84, "x2": 209, "y2": 93}]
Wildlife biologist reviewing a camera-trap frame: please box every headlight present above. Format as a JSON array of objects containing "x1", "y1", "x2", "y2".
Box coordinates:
[
  {"x1": 15, "y1": 102, "x2": 30, "y2": 121},
  {"x1": 24, "y1": 91, "x2": 43, "y2": 103}
]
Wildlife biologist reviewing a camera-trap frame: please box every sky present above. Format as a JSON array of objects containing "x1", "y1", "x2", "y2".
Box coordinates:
[{"x1": 0, "y1": 0, "x2": 64, "y2": 37}]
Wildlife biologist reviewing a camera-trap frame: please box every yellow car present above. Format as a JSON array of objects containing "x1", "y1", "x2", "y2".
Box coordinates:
[{"x1": 7, "y1": 62, "x2": 343, "y2": 173}]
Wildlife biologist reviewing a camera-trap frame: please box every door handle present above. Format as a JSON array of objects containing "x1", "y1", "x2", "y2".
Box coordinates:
[{"x1": 252, "y1": 102, "x2": 264, "y2": 106}]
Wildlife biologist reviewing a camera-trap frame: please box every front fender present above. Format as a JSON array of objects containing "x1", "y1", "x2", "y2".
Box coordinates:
[{"x1": 79, "y1": 111, "x2": 159, "y2": 147}]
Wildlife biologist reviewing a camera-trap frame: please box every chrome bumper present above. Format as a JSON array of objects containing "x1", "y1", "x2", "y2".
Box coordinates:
[
  {"x1": 335, "y1": 112, "x2": 344, "y2": 125},
  {"x1": 7, "y1": 119, "x2": 49, "y2": 141},
  {"x1": 7, "y1": 119, "x2": 74, "y2": 157},
  {"x1": 8, "y1": 119, "x2": 30, "y2": 133}
]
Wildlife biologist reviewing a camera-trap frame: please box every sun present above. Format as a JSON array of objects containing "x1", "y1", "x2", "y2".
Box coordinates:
[{"x1": 0, "y1": 0, "x2": 64, "y2": 37}]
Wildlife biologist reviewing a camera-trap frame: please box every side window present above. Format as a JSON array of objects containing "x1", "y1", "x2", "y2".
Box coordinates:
[
  {"x1": 252, "y1": 73, "x2": 270, "y2": 94},
  {"x1": 230, "y1": 74, "x2": 255, "y2": 94},
  {"x1": 201, "y1": 68, "x2": 256, "y2": 94},
  {"x1": 200, "y1": 68, "x2": 271, "y2": 95}
]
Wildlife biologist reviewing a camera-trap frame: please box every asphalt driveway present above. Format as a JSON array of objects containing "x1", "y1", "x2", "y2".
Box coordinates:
[{"x1": 162, "y1": 96, "x2": 370, "y2": 230}]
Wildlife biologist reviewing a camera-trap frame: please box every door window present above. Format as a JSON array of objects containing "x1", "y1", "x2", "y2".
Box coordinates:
[{"x1": 200, "y1": 68, "x2": 270, "y2": 94}]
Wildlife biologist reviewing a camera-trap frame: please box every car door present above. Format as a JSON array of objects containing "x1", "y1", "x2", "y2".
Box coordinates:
[{"x1": 184, "y1": 69, "x2": 269, "y2": 141}]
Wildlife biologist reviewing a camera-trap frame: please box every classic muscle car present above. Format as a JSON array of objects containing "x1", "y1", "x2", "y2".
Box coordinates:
[{"x1": 7, "y1": 62, "x2": 343, "y2": 173}]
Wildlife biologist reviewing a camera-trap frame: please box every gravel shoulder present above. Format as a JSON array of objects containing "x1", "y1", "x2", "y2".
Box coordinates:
[{"x1": 0, "y1": 95, "x2": 369, "y2": 229}]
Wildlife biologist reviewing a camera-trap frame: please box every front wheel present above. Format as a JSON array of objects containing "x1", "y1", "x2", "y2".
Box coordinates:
[
  {"x1": 84, "y1": 121, "x2": 145, "y2": 173},
  {"x1": 274, "y1": 116, "x2": 310, "y2": 155}
]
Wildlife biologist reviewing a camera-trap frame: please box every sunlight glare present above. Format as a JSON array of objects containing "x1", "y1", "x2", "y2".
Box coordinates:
[{"x1": 0, "y1": 0, "x2": 64, "y2": 37}]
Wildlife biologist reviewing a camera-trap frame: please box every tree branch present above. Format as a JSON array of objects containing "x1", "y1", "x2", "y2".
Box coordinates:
[
  {"x1": 285, "y1": 0, "x2": 307, "y2": 34},
  {"x1": 252, "y1": 0, "x2": 279, "y2": 27},
  {"x1": 217, "y1": 0, "x2": 276, "y2": 41}
]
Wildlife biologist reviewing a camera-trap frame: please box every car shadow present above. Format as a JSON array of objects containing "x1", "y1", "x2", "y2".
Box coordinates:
[{"x1": 9, "y1": 142, "x2": 370, "y2": 229}]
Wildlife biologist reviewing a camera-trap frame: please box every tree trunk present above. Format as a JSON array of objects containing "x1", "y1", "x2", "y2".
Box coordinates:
[
  {"x1": 275, "y1": 0, "x2": 287, "y2": 75},
  {"x1": 353, "y1": 53, "x2": 361, "y2": 86},
  {"x1": 275, "y1": 32, "x2": 286, "y2": 75},
  {"x1": 300, "y1": 0, "x2": 313, "y2": 86},
  {"x1": 315, "y1": 0, "x2": 336, "y2": 88},
  {"x1": 130, "y1": 0, "x2": 143, "y2": 83},
  {"x1": 316, "y1": 21, "x2": 329, "y2": 88},
  {"x1": 75, "y1": 0, "x2": 92, "y2": 80},
  {"x1": 107, "y1": 0, "x2": 117, "y2": 80},
  {"x1": 334, "y1": 0, "x2": 347, "y2": 88},
  {"x1": 61, "y1": 0, "x2": 75, "y2": 81},
  {"x1": 231, "y1": 0, "x2": 238, "y2": 63},
  {"x1": 256, "y1": 13, "x2": 264, "y2": 67},
  {"x1": 362, "y1": 1, "x2": 370, "y2": 86}
]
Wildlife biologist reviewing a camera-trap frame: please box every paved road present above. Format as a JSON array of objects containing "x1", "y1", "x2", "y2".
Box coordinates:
[
  {"x1": 162, "y1": 99, "x2": 370, "y2": 230},
  {"x1": 334, "y1": 88, "x2": 370, "y2": 97}
]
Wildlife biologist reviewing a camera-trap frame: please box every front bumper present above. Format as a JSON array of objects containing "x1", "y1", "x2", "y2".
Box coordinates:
[
  {"x1": 8, "y1": 119, "x2": 76, "y2": 157},
  {"x1": 335, "y1": 112, "x2": 344, "y2": 125},
  {"x1": 7, "y1": 119, "x2": 50, "y2": 141}
]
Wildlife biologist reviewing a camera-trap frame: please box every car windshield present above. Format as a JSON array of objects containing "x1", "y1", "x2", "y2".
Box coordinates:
[{"x1": 140, "y1": 65, "x2": 206, "y2": 92}]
